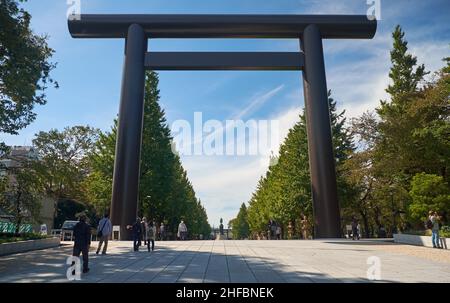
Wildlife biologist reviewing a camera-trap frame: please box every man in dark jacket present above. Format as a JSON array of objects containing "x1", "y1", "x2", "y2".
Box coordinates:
[
  {"x1": 72, "y1": 214, "x2": 91, "y2": 273},
  {"x1": 132, "y1": 218, "x2": 142, "y2": 251}
]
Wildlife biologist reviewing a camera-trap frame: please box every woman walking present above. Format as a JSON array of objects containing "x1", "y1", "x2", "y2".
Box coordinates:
[
  {"x1": 142, "y1": 217, "x2": 148, "y2": 246},
  {"x1": 147, "y1": 221, "x2": 156, "y2": 252}
]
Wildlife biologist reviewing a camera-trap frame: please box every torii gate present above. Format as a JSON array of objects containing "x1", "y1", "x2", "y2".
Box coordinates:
[{"x1": 68, "y1": 15, "x2": 377, "y2": 240}]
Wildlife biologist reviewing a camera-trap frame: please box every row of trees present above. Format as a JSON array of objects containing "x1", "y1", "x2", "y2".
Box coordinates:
[
  {"x1": 85, "y1": 72, "x2": 211, "y2": 237},
  {"x1": 231, "y1": 26, "x2": 450, "y2": 239},
  {"x1": 1, "y1": 72, "x2": 211, "y2": 238}
]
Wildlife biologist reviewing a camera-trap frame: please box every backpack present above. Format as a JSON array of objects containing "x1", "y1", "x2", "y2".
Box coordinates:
[{"x1": 425, "y1": 219, "x2": 433, "y2": 230}]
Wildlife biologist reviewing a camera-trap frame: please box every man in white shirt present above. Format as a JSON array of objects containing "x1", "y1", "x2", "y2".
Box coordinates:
[
  {"x1": 96, "y1": 213, "x2": 112, "y2": 255},
  {"x1": 178, "y1": 220, "x2": 188, "y2": 240}
]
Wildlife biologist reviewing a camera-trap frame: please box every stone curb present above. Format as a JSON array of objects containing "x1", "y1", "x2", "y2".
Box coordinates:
[{"x1": 0, "y1": 237, "x2": 61, "y2": 256}]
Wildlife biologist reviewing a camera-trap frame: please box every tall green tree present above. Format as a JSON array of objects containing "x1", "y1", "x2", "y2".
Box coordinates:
[
  {"x1": 383, "y1": 25, "x2": 427, "y2": 101},
  {"x1": 375, "y1": 25, "x2": 429, "y2": 181},
  {"x1": 32, "y1": 126, "x2": 100, "y2": 223},
  {"x1": 84, "y1": 123, "x2": 117, "y2": 213},
  {"x1": 85, "y1": 71, "x2": 211, "y2": 238},
  {"x1": 246, "y1": 93, "x2": 355, "y2": 238},
  {"x1": 231, "y1": 203, "x2": 250, "y2": 239},
  {"x1": 139, "y1": 71, "x2": 177, "y2": 224},
  {"x1": 0, "y1": 0, "x2": 57, "y2": 152}
]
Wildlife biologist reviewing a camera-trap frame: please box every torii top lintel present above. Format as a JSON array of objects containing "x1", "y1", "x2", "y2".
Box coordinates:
[{"x1": 68, "y1": 14, "x2": 377, "y2": 39}]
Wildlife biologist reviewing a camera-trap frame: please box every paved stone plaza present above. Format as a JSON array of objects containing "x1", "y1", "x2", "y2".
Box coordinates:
[{"x1": 0, "y1": 239, "x2": 449, "y2": 283}]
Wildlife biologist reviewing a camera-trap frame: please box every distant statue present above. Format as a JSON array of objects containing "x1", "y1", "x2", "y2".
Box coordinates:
[{"x1": 219, "y1": 218, "x2": 224, "y2": 235}]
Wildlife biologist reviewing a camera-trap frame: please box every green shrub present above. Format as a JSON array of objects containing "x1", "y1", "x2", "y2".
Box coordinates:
[
  {"x1": 0, "y1": 233, "x2": 49, "y2": 244},
  {"x1": 441, "y1": 226, "x2": 450, "y2": 238}
]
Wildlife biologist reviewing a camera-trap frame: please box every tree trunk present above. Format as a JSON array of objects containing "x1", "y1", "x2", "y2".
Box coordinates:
[
  {"x1": 360, "y1": 210, "x2": 370, "y2": 238},
  {"x1": 15, "y1": 191, "x2": 22, "y2": 235},
  {"x1": 374, "y1": 206, "x2": 383, "y2": 236}
]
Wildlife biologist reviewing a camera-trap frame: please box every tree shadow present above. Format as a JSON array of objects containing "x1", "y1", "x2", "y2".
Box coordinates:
[{"x1": 0, "y1": 241, "x2": 432, "y2": 283}]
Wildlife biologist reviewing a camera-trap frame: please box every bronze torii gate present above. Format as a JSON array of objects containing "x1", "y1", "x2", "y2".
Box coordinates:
[{"x1": 68, "y1": 15, "x2": 377, "y2": 240}]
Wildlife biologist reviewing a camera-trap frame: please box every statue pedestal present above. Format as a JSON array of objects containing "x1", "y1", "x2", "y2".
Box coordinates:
[{"x1": 216, "y1": 234, "x2": 227, "y2": 240}]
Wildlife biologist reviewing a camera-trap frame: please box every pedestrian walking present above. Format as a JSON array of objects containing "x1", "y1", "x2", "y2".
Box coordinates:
[
  {"x1": 276, "y1": 225, "x2": 282, "y2": 240},
  {"x1": 147, "y1": 221, "x2": 156, "y2": 252},
  {"x1": 178, "y1": 220, "x2": 188, "y2": 240},
  {"x1": 428, "y1": 211, "x2": 441, "y2": 249},
  {"x1": 96, "y1": 213, "x2": 112, "y2": 255},
  {"x1": 287, "y1": 221, "x2": 294, "y2": 240},
  {"x1": 351, "y1": 217, "x2": 360, "y2": 240},
  {"x1": 159, "y1": 223, "x2": 165, "y2": 241},
  {"x1": 141, "y1": 217, "x2": 148, "y2": 246},
  {"x1": 301, "y1": 215, "x2": 309, "y2": 240},
  {"x1": 72, "y1": 214, "x2": 91, "y2": 274},
  {"x1": 127, "y1": 218, "x2": 142, "y2": 251},
  {"x1": 268, "y1": 219, "x2": 276, "y2": 240}
]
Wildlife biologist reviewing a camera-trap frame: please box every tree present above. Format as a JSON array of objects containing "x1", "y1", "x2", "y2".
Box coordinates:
[
  {"x1": 0, "y1": 0, "x2": 57, "y2": 151},
  {"x1": 54, "y1": 198, "x2": 96, "y2": 229},
  {"x1": 409, "y1": 173, "x2": 450, "y2": 225},
  {"x1": 32, "y1": 126, "x2": 100, "y2": 223},
  {"x1": 342, "y1": 112, "x2": 379, "y2": 237},
  {"x1": 0, "y1": 155, "x2": 42, "y2": 234},
  {"x1": 231, "y1": 203, "x2": 250, "y2": 239},
  {"x1": 139, "y1": 71, "x2": 177, "y2": 225},
  {"x1": 383, "y1": 25, "x2": 427, "y2": 102},
  {"x1": 83, "y1": 123, "x2": 117, "y2": 213},
  {"x1": 375, "y1": 25, "x2": 429, "y2": 182}
]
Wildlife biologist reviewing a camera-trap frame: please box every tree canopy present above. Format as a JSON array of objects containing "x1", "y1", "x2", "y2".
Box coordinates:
[{"x1": 0, "y1": 0, "x2": 57, "y2": 152}]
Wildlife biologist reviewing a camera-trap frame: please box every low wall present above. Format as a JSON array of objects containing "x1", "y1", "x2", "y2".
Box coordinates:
[
  {"x1": 0, "y1": 237, "x2": 61, "y2": 256},
  {"x1": 394, "y1": 233, "x2": 449, "y2": 249}
]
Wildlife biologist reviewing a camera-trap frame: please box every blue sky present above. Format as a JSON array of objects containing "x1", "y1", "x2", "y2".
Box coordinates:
[{"x1": 2, "y1": 0, "x2": 449, "y2": 227}]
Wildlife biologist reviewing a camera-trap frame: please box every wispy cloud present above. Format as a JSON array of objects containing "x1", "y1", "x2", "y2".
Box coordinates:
[
  {"x1": 185, "y1": 84, "x2": 285, "y2": 149},
  {"x1": 233, "y1": 84, "x2": 285, "y2": 119}
]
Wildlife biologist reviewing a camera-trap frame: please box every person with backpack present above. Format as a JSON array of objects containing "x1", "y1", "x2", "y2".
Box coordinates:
[
  {"x1": 427, "y1": 211, "x2": 442, "y2": 249},
  {"x1": 96, "y1": 213, "x2": 112, "y2": 255}
]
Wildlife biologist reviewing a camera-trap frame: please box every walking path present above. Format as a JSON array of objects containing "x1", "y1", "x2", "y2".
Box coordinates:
[{"x1": 0, "y1": 239, "x2": 449, "y2": 283}]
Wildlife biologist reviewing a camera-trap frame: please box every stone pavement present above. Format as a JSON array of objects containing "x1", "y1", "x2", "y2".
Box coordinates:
[{"x1": 0, "y1": 239, "x2": 449, "y2": 283}]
